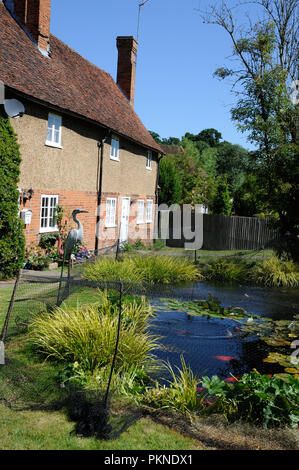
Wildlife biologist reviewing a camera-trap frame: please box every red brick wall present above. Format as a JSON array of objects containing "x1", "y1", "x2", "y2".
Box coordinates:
[
  {"x1": 21, "y1": 189, "x2": 156, "y2": 252},
  {"x1": 20, "y1": 189, "x2": 98, "y2": 249}
]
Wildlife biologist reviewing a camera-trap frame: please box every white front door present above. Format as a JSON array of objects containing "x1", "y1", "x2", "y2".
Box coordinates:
[{"x1": 119, "y1": 197, "x2": 130, "y2": 244}]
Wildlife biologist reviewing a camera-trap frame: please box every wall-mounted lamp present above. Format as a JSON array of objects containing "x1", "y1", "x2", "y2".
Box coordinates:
[{"x1": 23, "y1": 189, "x2": 34, "y2": 204}]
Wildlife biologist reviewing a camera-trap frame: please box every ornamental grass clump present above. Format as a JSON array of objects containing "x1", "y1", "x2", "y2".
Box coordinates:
[
  {"x1": 202, "y1": 257, "x2": 247, "y2": 284},
  {"x1": 143, "y1": 357, "x2": 204, "y2": 414},
  {"x1": 252, "y1": 257, "x2": 299, "y2": 287},
  {"x1": 83, "y1": 255, "x2": 200, "y2": 285},
  {"x1": 83, "y1": 257, "x2": 143, "y2": 283},
  {"x1": 30, "y1": 292, "x2": 160, "y2": 374}
]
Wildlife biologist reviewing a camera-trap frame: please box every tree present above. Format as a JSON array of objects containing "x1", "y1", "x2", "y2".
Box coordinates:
[
  {"x1": 233, "y1": 174, "x2": 268, "y2": 216},
  {"x1": 202, "y1": 0, "x2": 299, "y2": 259},
  {"x1": 216, "y1": 141, "x2": 249, "y2": 194},
  {"x1": 148, "y1": 130, "x2": 162, "y2": 144},
  {"x1": 158, "y1": 157, "x2": 182, "y2": 206},
  {"x1": 212, "y1": 177, "x2": 233, "y2": 215},
  {"x1": 0, "y1": 116, "x2": 25, "y2": 278},
  {"x1": 197, "y1": 128, "x2": 222, "y2": 147}
]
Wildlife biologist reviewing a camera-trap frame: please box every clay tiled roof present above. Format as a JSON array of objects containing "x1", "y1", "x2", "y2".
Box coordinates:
[{"x1": 0, "y1": 3, "x2": 163, "y2": 153}]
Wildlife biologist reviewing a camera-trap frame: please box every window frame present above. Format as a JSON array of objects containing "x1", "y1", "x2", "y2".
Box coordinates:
[
  {"x1": 136, "y1": 199, "x2": 145, "y2": 224},
  {"x1": 39, "y1": 194, "x2": 59, "y2": 233},
  {"x1": 105, "y1": 197, "x2": 117, "y2": 228},
  {"x1": 110, "y1": 137, "x2": 120, "y2": 161},
  {"x1": 146, "y1": 199, "x2": 153, "y2": 223},
  {"x1": 146, "y1": 151, "x2": 152, "y2": 170},
  {"x1": 45, "y1": 113, "x2": 62, "y2": 149}
]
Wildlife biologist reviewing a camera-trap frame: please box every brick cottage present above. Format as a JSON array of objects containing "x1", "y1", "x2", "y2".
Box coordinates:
[{"x1": 0, "y1": 0, "x2": 163, "y2": 253}]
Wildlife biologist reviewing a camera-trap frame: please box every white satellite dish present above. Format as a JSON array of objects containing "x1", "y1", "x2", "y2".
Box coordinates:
[{"x1": 4, "y1": 99, "x2": 25, "y2": 118}]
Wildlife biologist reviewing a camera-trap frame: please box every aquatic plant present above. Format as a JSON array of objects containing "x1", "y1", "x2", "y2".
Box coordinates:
[
  {"x1": 252, "y1": 257, "x2": 299, "y2": 287},
  {"x1": 143, "y1": 356, "x2": 205, "y2": 414},
  {"x1": 200, "y1": 371, "x2": 299, "y2": 429},
  {"x1": 201, "y1": 257, "x2": 248, "y2": 284},
  {"x1": 157, "y1": 294, "x2": 257, "y2": 320}
]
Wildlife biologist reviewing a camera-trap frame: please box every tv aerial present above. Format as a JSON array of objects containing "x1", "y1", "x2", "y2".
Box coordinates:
[
  {"x1": 137, "y1": 0, "x2": 150, "y2": 43},
  {"x1": 4, "y1": 98, "x2": 25, "y2": 118}
]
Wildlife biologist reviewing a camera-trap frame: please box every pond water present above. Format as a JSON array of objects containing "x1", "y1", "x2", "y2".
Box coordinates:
[{"x1": 148, "y1": 281, "x2": 299, "y2": 382}]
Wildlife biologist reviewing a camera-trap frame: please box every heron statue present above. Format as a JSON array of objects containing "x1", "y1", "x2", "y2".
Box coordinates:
[{"x1": 57, "y1": 208, "x2": 88, "y2": 304}]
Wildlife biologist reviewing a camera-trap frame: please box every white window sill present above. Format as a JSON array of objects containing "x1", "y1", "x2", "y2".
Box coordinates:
[
  {"x1": 105, "y1": 225, "x2": 117, "y2": 229},
  {"x1": 45, "y1": 141, "x2": 63, "y2": 149},
  {"x1": 110, "y1": 156, "x2": 120, "y2": 162},
  {"x1": 146, "y1": 221, "x2": 152, "y2": 224},
  {"x1": 146, "y1": 167, "x2": 152, "y2": 171},
  {"x1": 136, "y1": 221, "x2": 144, "y2": 225},
  {"x1": 39, "y1": 227, "x2": 59, "y2": 234}
]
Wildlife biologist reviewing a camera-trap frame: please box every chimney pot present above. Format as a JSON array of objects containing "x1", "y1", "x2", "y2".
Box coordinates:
[{"x1": 116, "y1": 36, "x2": 138, "y2": 107}]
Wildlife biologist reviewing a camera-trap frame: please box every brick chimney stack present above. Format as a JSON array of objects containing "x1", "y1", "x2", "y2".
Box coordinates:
[
  {"x1": 4, "y1": 0, "x2": 51, "y2": 54},
  {"x1": 116, "y1": 36, "x2": 138, "y2": 107}
]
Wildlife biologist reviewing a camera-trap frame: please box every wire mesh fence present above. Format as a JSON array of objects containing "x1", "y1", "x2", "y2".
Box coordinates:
[{"x1": 1, "y1": 266, "x2": 280, "y2": 380}]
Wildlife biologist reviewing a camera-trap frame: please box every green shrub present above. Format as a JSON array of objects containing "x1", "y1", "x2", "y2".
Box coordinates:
[
  {"x1": 0, "y1": 117, "x2": 25, "y2": 278},
  {"x1": 84, "y1": 255, "x2": 201, "y2": 284},
  {"x1": 252, "y1": 257, "x2": 299, "y2": 287},
  {"x1": 200, "y1": 371, "x2": 299, "y2": 428},
  {"x1": 30, "y1": 292, "x2": 160, "y2": 374},
  {"x1": 202, "y1": 257, "x2": 247, "y2": 283}
]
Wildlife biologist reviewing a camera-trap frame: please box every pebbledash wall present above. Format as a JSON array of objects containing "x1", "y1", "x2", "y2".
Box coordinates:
[{"x1": 10, "y1": 96, "x2": 158, "y2": 251}]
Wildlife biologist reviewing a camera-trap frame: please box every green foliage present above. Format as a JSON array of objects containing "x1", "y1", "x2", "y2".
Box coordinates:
[
  {"x1": 211, "y1": 177, "x2": 232, "y2": 215},
  {"x1": 233, "y1": 174, "x2": 268, "y2": 216},
  {"x1": 24, "y1": 242, "x2": 51, "y2": 271},
  {"x1": 200, "y1": 371, "x2": 299, "y2": 428},
  {"x1": 160, "y1": 293, "x2": 253, "y2": 320},
  {"x1": 252, "y1": 256, "x2": 299, "y2": 287},
  {"x1": 30, "y1": 291, "x2": 159, "y2": 374},
  {"x1": 143, "y1": 357, "x2": 204, "y2": 414},
  {"x1": 158, "y1": 157, "x2": 182, "y2": 206},
  {"x1": 202, "y1": 257, "x2": 248, "y2": 283},
  {"x1": 0, "y1": 117, "x2": 25, "y2": 278},
  {"x1": 83, "y1": 255, "x2": 201, "y2": 285}
]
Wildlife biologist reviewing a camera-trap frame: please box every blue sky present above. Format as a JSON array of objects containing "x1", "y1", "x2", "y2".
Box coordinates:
[{"x1": 24, "y1": 0, "x2": 258, "y2": 149}]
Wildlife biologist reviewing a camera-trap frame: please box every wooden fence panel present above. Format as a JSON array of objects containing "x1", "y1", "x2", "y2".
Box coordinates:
[{"x1": 161, "y1": 211, "x2": 278, "y2": 250}]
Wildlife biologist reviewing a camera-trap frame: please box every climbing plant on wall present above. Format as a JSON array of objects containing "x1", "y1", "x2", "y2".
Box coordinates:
[{"x1": 0, "y1": 115, "x2": 25, "y2": 278}]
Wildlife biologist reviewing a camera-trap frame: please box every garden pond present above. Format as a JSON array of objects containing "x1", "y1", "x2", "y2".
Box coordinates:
[{"x1": 147, "y1": 281, "x2": 299, "y2": 383}]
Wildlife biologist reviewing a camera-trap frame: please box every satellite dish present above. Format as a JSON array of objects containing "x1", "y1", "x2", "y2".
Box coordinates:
[{"x1": 4, "y1": 99, "x2": 25, "y2": 118}]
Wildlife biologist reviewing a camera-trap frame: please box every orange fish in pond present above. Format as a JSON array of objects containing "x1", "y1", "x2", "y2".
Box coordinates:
[
  {"x1": 224, "y1": 377, "x2": 240, "y2": 383},
  {"x1": 213, "y1": 355, "x2": 237, "y2": 362},
  {"x1": 175, "y1": 330, "x2": 188, "y2": 335}
]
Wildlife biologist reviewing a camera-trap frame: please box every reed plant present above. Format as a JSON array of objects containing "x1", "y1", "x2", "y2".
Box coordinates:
[
  {"x1": 143, "y1": 357, "x2": 204, "y2": 414},
  {"x1": 252, "y1": 257, "x2": 299, "y2": 287},
  {"x1": 201, "y1": 257, "x2": 248, "y2": 284}
]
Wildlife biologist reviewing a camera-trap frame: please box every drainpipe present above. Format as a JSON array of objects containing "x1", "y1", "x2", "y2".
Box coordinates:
[{"x1": 95, "y1": 132, "x2": 110, "y2": 255}]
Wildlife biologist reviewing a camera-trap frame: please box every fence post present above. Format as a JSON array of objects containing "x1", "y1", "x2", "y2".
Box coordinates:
[{"x1": 1, "y1": 269, "x2": 22, "y2": 344}]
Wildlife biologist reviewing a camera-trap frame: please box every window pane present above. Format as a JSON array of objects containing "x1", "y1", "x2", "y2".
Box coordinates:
[
  {"x1": 137, "y1": 200, "x2": 144, "y2": 223},
  {"x1": 111, "y1": 139, "x2": 119, "y2": 159},
  {"x1": 54, "y1": 129, "x2": 60, "y2": 144},
  {"x1": 146, "y1": 200, "x2": 153, "y2": 222},
  {"x1": 106, "y1": 199, "x2": 116, "y2": 226}
]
